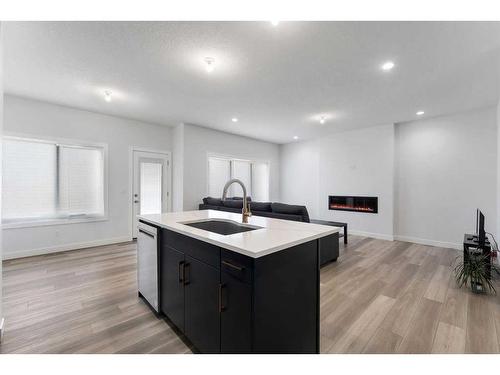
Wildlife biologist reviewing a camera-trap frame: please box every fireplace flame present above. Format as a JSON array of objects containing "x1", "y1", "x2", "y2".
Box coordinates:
[
  {"x1": 329, "y1": 204, "x2": 375, "y2": 212},
  {"x1": 328, "y1": 195, "x2": 378, "y2": 213}
]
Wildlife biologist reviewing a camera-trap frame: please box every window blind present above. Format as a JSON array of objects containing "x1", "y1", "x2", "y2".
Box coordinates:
[
  {"x1": 3, "y1": 139, "x2": 58, "y2": 220},
  {"x1": 251, "y1": 162, "x2": 270, "y2": 202},
  {"x1": 59, "y1": 146, "x2": 105, "y2": 217},
  {"x1": 207, "y1": 156, "x2": 269, "y2": 201},
  {"x1": 208, "y1": 157, "x2": 231, "y2": 197},
  {"x1": 231, "y1": 160, "x2": 252, "y2": 197},
  {"x1": 2, "y1": 137, "x2": 105, "y2": 224}
]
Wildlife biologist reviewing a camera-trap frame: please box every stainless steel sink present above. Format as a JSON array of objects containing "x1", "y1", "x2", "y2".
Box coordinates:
[{"x1": 181, "y1": 219, "x2": 261, "y2": 236}]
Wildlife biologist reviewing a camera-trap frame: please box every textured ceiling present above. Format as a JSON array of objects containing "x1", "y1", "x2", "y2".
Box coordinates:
[{"x1": 4, "y1": 21, "x2": 500, "y2": 144}]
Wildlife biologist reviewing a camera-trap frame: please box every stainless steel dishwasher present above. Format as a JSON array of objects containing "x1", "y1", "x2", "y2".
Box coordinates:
[{"x1": 137, "y1": 221, "x2": 159, "y2": 313}]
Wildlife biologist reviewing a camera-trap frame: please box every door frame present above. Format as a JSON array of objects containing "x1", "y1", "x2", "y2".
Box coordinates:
[{"x1": 129, "y1": 146, "x2": 172, "y2": 239}]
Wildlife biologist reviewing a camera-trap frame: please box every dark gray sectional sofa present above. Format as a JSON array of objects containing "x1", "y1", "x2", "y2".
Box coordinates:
[
  {"x1": 199, "y1": 197, "x2": 339, "y2": 265},
  {"x1": 199, "y1": 197, "x2": 310, "y2": 222}
]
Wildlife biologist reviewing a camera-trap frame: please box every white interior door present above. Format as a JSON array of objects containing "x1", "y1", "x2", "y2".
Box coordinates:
[{"x1": 132, "y1": 150, "x2": 171, "y2": 238}]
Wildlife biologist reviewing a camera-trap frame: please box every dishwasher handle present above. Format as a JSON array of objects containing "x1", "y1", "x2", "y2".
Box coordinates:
[{"x1": 139, "y1": 228, "x2": 156, "y2": 238}]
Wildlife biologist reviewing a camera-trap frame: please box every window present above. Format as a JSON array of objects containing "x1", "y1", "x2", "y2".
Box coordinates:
[
  {"x1": 207, "y1": 156, "x2": 270, "y2": 201},
  {"x1": 231, "y1": 160, "x2": 252, "y2": 197},
  {"x1": 251, "y1": 162, "x2": 270, "y2": 202},
  {"x1": 208, "y1": 157, "x2": 231, "y2": 199},
  {"x1": 2, "y1": 136, "x2": 106, "y2": 226},
  {"x1": 139, "y1": 161, "x2": 163, "y2": 215}
]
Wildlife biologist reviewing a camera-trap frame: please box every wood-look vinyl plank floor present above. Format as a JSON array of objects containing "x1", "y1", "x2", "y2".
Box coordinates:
[{"x1": 1, "y1": 237, "x2": 499, "y2": 354}]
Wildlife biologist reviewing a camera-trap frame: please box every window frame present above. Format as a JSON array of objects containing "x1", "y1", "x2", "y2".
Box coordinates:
[
  {"x1": 2, "y1": 133, "x2": 109, "y2": 229},
  {"x1": 206, "y1": 152, "x2": 270, "y2": 201}
]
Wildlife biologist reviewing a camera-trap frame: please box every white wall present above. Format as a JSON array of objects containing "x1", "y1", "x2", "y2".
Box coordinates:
[
  {"x1": 172, "y1": 123, "x2": 184, "y2": 212},
  {"x1": 2, "y1": 95, "x2": 173, "y2": 259},
  {"x1": 181, "y1": 123, "x2": 281, "y2": 210},
  {"x1": 395, "y1": 107, "x2": 497, "y2": 248},
  {"x1": 0, "y1": 22, "x2": 4, "y2": 331},
  {"x1": 318, "y1": 124, "x2": 395, "y2": 239},
  {"x1": 2, "y1": 98, "x2": 281, "y2": 258},
  {"x1": 4, "y1": 96, "x2": 496, "y2": 260},
  {"x1": 281, "y1": 109, "x2": 497, "y2": 248},
  {"x1": 280, "y1": 139, "x2": 320, "y2": 218},
  {"x1": 280, "y1": 124, "x2": 395, "y2": 240}
]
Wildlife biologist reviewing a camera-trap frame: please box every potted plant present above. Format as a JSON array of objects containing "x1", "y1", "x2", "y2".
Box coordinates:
[{"x1": 454, "y1": 252, "x2": 498, "y2": 294}]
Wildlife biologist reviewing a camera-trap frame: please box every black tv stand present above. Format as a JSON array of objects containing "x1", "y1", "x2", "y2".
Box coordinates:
[{"x1": 463, "y1": 233, "x2": 492, "y2": 279}]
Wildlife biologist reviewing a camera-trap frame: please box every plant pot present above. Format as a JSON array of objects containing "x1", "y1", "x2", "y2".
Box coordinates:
[{"x1": 471, "y1": 281, "x2": 485, "y2": 294}]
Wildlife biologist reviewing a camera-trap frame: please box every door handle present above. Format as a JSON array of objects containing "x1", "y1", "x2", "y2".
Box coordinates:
[
  {"x1": 178, "y1": 261, "x2": 185, "y2": 283},
  {"x1": 218, "y1": 283, "x2": 227, "y2": 313},
  {"x1": 183, "y1": 263, "x2": 190, "y2": 285},
  {"x1": 134, "y1": 200, "x2": 140, "y2": 203}
]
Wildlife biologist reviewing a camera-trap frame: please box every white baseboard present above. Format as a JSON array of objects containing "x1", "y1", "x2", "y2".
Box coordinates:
[
  {"x1": 349, "y1": 230, "x2": 394, "y2": 241},
  {"x1": 393, "y1": 235, "x2": 461, "y2": 250},
  {"x1": 2, "y1": 236, "x2": 132, "y2": 260},
  {"x1": 348, "y1": 231, "x2": 461, "y2": 250}
]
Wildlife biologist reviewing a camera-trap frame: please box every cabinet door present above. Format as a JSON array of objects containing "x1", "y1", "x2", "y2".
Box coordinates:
[
  {"x1": 160, "y1": 246, "x2": 185, "y2": 332},
  {"x1": 184, "y1": 256, "x2": 220, "y2": 353},
  {"x1": 220, "y1": 272, "x2": 252, "y2": 353}
]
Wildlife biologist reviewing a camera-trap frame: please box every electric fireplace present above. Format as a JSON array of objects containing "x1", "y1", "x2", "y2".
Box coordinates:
[{"x1": 328, "y1": 195, "x2": 378, "y2": 214}]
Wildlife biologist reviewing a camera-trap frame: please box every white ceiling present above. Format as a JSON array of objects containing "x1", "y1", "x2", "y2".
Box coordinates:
[{"x1": 4, "y1": 21, "x2": 500, "y2": 144}]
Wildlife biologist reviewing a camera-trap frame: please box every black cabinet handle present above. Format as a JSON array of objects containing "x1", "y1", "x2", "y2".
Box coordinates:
[
  {"x1": 221, "y1": 260, "x2": 244, "y2": 272},
  {"x1": 218, "y1": 283, "x2": 226, "y2": 313},
  {"x1": 183, "y1": 263, "x2": 190, "y2": 285},
  {"x1": 178, "y1": 261, "x2": 185, "y2": 283}
]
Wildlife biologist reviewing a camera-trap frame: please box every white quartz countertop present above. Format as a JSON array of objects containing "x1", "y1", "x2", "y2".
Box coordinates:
[{"x1": 138, "y1": 210, "x2": 341, "y2": 258}]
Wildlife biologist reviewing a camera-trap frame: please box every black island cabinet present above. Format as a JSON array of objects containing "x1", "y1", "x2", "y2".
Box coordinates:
[{"x1": 156, "y1": 227, "x2": 323, "y2": 354}]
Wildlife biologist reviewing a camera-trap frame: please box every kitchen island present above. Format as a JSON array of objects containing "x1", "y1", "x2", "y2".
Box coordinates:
[{"x1": 137, "y1": 209, "x2": 340, "y2": 354}]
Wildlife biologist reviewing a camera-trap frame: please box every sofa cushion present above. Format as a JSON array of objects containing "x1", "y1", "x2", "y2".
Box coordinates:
[
  {"x1": 255, "y1": 210, "x2": 303, "y2": 222},
  {"x1": 229, "y1": 196, "x2": 252, "y2": 201},
  {"x1": 215, "y1": 205, "x2": 241, "y2": 213},
  {"x1": 222, "y1": 199, "x2": 244, "y2": 209},
  {"x1": 249, "y1": 201, "x2": 272, "y2": 212},
  {"x1": 271, "y1": 202, "x2": 310, "y2": 223},
  {"x1": 203, "y1": 197, "x2": 223, "y2": 206}
]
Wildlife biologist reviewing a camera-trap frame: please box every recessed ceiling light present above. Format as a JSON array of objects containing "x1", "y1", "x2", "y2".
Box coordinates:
[
  {"x1": 204, "y1": 57, "x2": 215, "y2": 73},
  {"x1": 232, "y1": 117, "x2": 238, "y2": 122},
  {"x1": 293, "y1": 136, "x2": 299, "y2": 140},
  {"x1": 381, "y1": 61, "x2": 395, "y2": 71},
  {"x1": 103, "y1": 90, "x2": 112, "y2": 102},
  {"x1": 319, "y1": 116, "x2": 326, "y2": 124},
  {"x1": 270, "y1": 20, "x2": 280, "y2": 26},
  {"x1": 416, "y1": 111, "x2": 425, "y2": 116}
]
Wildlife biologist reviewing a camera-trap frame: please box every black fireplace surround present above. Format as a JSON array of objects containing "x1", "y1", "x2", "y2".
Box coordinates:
[{"x1": 328, "y1": 195, "x2": 378, "y2": 214}]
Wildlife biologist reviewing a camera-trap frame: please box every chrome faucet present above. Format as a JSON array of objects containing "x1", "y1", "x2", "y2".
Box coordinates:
[{"x1": 222, "y1": 179, "x2": 252, "y2": 223}]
